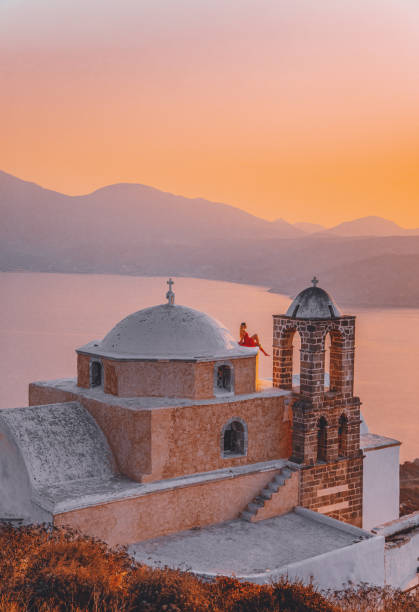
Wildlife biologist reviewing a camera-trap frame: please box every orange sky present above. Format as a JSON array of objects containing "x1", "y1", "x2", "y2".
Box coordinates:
[{"x1": 1, "y1": 0, "x2": 419, "y2": 227}]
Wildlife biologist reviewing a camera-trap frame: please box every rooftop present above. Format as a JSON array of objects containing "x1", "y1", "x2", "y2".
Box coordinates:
[
  {"x1": 34, "y1": 458, "x2": 290, "y2": 514},
  {"x1": 0, "y1": 402, "x2": 115, "y2": 489},
  {"x1": 360, "y1": 433, "x2": 401, "y2": 452},
  {"x1": 129, "y1": 507, "x2": 371, "y2": 580}
]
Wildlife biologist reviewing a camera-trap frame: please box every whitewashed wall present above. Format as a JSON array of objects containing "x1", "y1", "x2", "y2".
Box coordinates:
[
  {"x1": 363, "y1": 445, "x2": 400, "y2": 530},
  {"x1": 385, "y1": 529, "x2": 419, "y2": 589}
]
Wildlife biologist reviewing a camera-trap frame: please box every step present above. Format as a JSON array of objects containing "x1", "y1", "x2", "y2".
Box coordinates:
[
  {"x1": 261, "y1": 488, "x2": 273, "y2": 500},
  {"x1": 280, "y1": 467, "x2": 292, "y2": 479},
  {"x1": 273, "y1": 475, "x2": 287, "y2": 486},
  {"x1": 254, "y1": 496, "x2": 266, "y2": 506},
  {"x1": 240, "y1": 510, "x2": 255, "y2": 522},
  {"x1": 247, "y1": 501, "x2": 263, "y2": 513}
]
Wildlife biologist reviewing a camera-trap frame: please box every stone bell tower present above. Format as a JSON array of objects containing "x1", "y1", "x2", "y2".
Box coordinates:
[{"x1": 273, "y1": 278, "x2": 363, "y2": 527}]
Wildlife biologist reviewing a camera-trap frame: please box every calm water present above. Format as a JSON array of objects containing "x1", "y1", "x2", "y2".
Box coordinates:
[{"x1": 0, "y1": 272, "x2": 418, "y2": 462}]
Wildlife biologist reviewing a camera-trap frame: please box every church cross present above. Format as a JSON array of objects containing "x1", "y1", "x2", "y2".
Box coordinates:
[
  {"x1": 166, "y1": 278, "x2": 175, "y2": 305},
  {"x1": 311, "y1": 276, "x2": 319, "y2": 287}
]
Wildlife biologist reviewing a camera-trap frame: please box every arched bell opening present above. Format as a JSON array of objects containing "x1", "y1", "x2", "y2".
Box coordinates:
[
  {"x1": 328, "y1": 329, "x2": 346, "y2": 394},
  {"x1": 324, "y1": 332, "x2": 331, "y2": 391},
  {"x1": 292, "y1": 330, "x2": 302, "y2": 391}
]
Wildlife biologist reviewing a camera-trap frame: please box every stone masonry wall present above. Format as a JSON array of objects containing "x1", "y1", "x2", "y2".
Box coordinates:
[
  {"x1": 77, "y1": 354, "x2": 90, "y2": 388},
  {"x1": 299, "y1": 456, "x2": 363, "y2": 527},
  {"x1": 29, "y1": 382, "x2": 291, "y2": 483},
  {"x1": 272, "y1": 315, "x2": 356, "y2": 402},
  {"x1": 77, "y1": 354, "x2": 256, "y2": 399},
  {"x1": 105, "y1": 360, "x2": 198, "y2": 399},
  {"x1": 290, "y1": 395, "x2": 361, "y2": 465},
  {"x1": 53, "y1": 468, "x2": 283, "y2": 546},
  {"x1": 145, "y1": 394, "x2": 291, "y2": 482},
  {"x1": 272, "y1": 312, "x2": 362, "y2": 527},
  {"x1": 29, "y1": 384, "x2": 152, "y2": 481},
  {"x1": 104, "y1": 362, "x2": 118, "y2": 395},
  {"x1": 233, "y1": 357, "x2": 257, "y2": 395}
]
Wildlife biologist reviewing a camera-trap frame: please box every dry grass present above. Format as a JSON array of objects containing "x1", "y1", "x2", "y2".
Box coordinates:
[{"x1": 0, "y1": 524, "x2": 417, "y2": 611}]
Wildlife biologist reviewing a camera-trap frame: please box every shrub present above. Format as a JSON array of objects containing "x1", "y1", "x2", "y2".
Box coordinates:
[{"x1": 0, "y1": 524, "x2": 417, "y2": 612}]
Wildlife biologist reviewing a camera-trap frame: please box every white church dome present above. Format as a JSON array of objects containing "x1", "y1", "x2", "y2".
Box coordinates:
[
  {"x1": 81, "y1": 304, "x2": 258, "y2": 361},
  {"x1": 286, "y1": 280, "x2": 342, "y2": 319}
]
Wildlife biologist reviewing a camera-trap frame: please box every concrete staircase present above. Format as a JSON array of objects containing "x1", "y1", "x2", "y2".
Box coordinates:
[{"x1": 241, "y1": 465, "x2": 298, "y2": 522}]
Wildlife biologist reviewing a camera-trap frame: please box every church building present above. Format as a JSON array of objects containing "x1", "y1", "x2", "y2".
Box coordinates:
[{"x1": 1, "y1": 279, "x2": 417, "y2": 589}]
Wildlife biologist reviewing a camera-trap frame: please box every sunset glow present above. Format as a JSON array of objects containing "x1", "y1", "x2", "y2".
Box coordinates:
[{"x1": 2, "y1": 0, "x2": 419, "y2": 226}]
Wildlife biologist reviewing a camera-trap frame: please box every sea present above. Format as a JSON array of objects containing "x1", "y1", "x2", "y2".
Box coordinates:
[{"x1": 0, "y1": 272, "x2": 417, "y2": 462}]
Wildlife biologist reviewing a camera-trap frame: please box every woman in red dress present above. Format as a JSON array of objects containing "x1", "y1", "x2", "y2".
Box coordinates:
[{"x1": 239, "y1": 322, "x2": 269, "y2": 356}]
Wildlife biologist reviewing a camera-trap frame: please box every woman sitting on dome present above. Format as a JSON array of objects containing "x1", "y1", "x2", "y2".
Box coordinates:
[{"x1": 239, "y1": 322, "x2": 269, "y2": 356}]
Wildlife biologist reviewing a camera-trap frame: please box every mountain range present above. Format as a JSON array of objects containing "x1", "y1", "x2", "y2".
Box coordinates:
[
  {"x1": 1, "y1": 170, "x2": 419, "y2": 307},
  {"x1": 324, "y1": 216, "x2": 419, "y2": 237}
]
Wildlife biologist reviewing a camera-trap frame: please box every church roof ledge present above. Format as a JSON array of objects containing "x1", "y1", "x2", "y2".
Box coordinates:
[
  {"x1": 31, "y1": 378, "x2": 291, "y2": 411},
  {"x1": 36, "y1": 459, "x2": 291, "y2": 514},
  {"x1": 76, "y1": 341, "x2": 258, "y2": 362},
  {"x1": 360, "y1": 433, "x2": 401, "y2": 451},
  {"x1": 273, "y1": 314, "x2": 355, "y2": 321}
]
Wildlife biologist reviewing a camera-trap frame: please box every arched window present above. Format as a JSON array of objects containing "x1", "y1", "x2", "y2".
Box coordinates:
[
  {"x1": 324, "y1": 332, "x2": 331, "y2": 391},
  {"x1": 221, "y1": 418, "x2": 247, "y2": 457},
  {"x1": 338, "y1": 414, "x2": 348, "y2": 457},
  {"x1": 328, "y1": 329, "x2": 345, "y2": 393},
  {"x1": 90, "y1": 360, "x2": 102, "y2": 387},
  {"x1": 317, "y1": 416, "x2": 328, "y2": 462},
  {"x1": 276, "y1": 327, "x2": 301, "y2": 390},
  {"x1": 214, "y1": 363, "x2": 233, "y2": 394},
  {"x1": 292, "y1": 330, "x2": 301, "y2": 391}
]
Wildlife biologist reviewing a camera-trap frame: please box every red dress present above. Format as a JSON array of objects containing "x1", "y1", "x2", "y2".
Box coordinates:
[{"x1": 239, "y1": 332, "x2": 257, "y2": 347}]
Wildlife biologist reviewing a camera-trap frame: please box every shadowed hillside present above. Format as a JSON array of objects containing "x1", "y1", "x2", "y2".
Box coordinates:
[
  {"x1": 269, "y1": 253, "x2": 419, "y2": 307},
  {"x1": 400, "y1": 459, "x2": 419, "y2": 516}
]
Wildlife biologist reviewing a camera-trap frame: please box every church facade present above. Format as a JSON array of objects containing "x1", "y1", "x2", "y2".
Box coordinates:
[{"x1": 1, "y1": 279, "x2": 416, "y2": 589}]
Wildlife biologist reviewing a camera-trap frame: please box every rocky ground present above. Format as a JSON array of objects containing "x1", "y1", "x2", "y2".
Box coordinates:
[{"x1": 400, "y1": 459, "x2": 419, "y2": 516}]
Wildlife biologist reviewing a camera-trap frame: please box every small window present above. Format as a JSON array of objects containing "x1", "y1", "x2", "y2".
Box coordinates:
[
  {"x1": 317, "y1": 416, "x2": 327, "y2": 463},
  {"x1": 217, "y1": 365, "x2": 231, "y2": 391},
  {"x1": 221, "y1": 418, "x2": 247, "y2": 457},
  {"x1": 91, "y1": 360, "x2": 102, "y2": 387},
  {"x1": 214, "y1": 363, "x2": 233, "y2": 395}
]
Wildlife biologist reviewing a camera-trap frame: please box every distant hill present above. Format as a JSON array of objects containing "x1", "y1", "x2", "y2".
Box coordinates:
[
  {"x1": 0, "y1": 170, "x2": 304, "y2": 273},
  {"x1": 0, "y1": 170, "x2": 289, "y2": 249},
  {"x1": 269, "y1": 218, "x2": 305, "y2": 238},
  {"x1": 293, "y1": 222, "x2": 325, "y2": 234},
  {"x1": 270, "y1": 253, "x2": 419, "y2": 307},
  {"x1": 325, "y1": 215, "x2": 419, "y2": 237},
  {"x1": 2, "y1": 170, "x2": 419, "y2": 306}
]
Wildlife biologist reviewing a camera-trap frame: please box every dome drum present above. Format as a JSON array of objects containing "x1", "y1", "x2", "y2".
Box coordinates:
[{"x1": 76, "y1": 303, "x2": 258, "y2": 399}]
